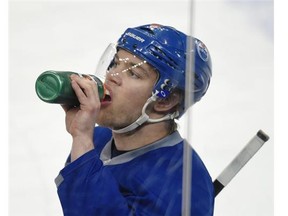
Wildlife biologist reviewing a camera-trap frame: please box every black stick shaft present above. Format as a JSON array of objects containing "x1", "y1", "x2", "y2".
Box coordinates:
[{"x1": 213, "y1": 130, "x2": 269, "y2": 197}]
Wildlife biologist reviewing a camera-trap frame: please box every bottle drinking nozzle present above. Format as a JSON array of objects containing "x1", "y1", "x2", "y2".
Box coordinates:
[{"x1": 35, "y1": 70, "x2": 105, "y2": 105}]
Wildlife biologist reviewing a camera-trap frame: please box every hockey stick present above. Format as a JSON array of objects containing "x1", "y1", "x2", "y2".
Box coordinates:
[{"x1": 213, "y1": 130, "x2": 270, "y2": 197}]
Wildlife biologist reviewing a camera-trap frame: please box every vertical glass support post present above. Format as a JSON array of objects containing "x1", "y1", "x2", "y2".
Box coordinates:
[{"x1": 181, "y1": 1, "x2": 195, "y2": 215}]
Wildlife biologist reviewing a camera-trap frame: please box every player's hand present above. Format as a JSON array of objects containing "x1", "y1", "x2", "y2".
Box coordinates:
[{"x1": 61, "y1": 74, "x2": 100, "y2": 161}]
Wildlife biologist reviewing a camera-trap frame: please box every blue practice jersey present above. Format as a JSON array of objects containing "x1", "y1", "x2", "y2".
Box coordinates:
[{"x1": 55, "y1": 126, "x2": 214, "y2": 215}]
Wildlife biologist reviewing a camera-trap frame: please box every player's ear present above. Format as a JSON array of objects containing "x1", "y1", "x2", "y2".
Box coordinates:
[{"x1": 154, "y1": 92, "x2": 181, "y2": 112}]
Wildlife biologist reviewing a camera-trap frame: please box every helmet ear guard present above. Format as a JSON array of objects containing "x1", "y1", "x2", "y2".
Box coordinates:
[{"x1": 116, "y1": 24, "x2": 212, "y2": 118}]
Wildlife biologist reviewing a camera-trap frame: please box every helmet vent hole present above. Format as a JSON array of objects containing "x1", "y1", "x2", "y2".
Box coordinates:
[{"x1": 139, "y1": 27, "x2": 155, "y2": 35}]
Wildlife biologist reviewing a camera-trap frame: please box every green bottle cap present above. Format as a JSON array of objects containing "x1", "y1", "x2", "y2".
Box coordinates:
[{"x1": 35, "y1": 71, "x2": 61, "y2": 102}]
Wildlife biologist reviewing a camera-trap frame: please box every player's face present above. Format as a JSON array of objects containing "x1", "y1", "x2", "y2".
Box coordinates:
[{"x1": 96, "y1": 49, "x2": 158, "y2": 130}]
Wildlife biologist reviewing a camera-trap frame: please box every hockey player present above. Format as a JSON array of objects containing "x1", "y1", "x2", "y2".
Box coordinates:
[{"x1": 56, "y1": 24, "x2": 214, "y2": 215}]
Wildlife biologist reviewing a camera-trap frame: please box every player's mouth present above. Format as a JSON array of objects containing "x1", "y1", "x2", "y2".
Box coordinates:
[
  {"x1": 101, "y1": 87, "x2": 112, "y2": 105},
  {"x1": 103, "y1": 91, "x2": 111, "y2": 101}
]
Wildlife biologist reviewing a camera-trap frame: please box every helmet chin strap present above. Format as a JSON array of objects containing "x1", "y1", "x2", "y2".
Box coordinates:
[{"x1": 112, "y1": 93, "x2": 179, "y2": 134}]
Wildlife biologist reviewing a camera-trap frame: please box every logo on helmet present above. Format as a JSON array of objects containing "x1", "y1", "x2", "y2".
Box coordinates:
[
  {"x1": 124, "y1": 32, "x2": 145, "y2": 43},
  {"x1": 196, "y1": 40, "x2": 209, "y2": 62}
]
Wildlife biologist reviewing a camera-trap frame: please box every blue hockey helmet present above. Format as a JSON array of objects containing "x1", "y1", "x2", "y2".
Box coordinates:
[{"x1": 116, "y1": 24, "x2": 212, "y2": 117}]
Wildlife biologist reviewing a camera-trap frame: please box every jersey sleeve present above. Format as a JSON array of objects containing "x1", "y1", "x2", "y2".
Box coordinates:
[{"x1": 55, "y1": 149, "x2": 130, "y2": 216}]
